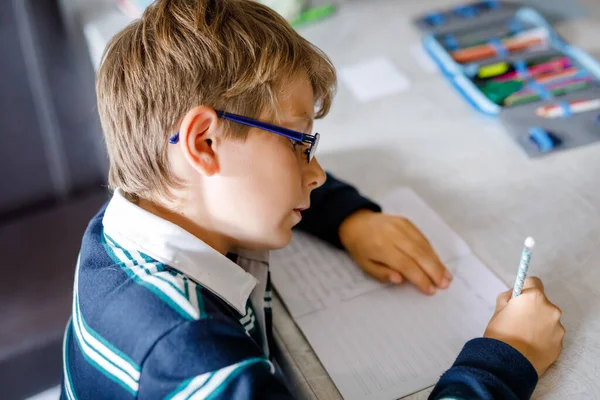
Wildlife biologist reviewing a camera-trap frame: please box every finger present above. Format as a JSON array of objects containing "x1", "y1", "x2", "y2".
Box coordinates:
[
  {"x1": 396, "y1": 220, "x2": 453, "y2": 287},
  {"x1": 360, "y1": 260, "x2": 404, "y2": 284},
  {"x1": 552, "y1": 304, "x2": 563, "y2": 321},
  {"x1": 558, "y1": 321, "x2": 566, "y2": 335},
  {"x1": 496, "y1": 290, "x2": 511, "y2": 310},
  {"x1": 522, "y1": 276, "x2": 544, "y2": 291},
  {"x1": 385, "y1": 249, "x2": 436, "y2": 295},
  {"x1": 399, "y1": 242, "x2": 450, "y2": 289},
  {"x1": 557, "y1": 325, "x2": 565, "y2": 352},
  {"x1": 403, "y1": 219, "x2": 438, "y2": 254}
]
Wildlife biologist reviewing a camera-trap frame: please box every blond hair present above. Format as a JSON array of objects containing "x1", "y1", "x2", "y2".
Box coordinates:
[{"x1": 97, "y1": 0, "x2": 336, "y2": 203}]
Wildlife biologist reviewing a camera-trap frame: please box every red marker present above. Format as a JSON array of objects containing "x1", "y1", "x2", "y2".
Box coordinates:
[{"x1": 494, "y1": 57, "x2": 571, "y2": 82}]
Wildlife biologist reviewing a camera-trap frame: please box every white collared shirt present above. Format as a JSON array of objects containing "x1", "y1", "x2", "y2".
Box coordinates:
[{"x1": 102, "y1": 189, "x2": 272, "y2": 353}]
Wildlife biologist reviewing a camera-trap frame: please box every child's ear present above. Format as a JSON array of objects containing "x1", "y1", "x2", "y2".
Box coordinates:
[{"x1": 178, "y1": 106, "x2": 220, "y2": 176}]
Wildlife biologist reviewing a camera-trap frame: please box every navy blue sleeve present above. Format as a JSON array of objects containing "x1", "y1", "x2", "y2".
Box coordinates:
[
  {"x1": 429, "y1": 338, "x2": 538, "y2": 400},
  {"x1": 138, "y1": 316, "x2": 293, "y2": 399},
  {"x1": 295, "y1": 173, "x2": 381, "y2": 248}
]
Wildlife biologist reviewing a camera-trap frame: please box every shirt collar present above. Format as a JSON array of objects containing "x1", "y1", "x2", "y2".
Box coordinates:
[{"x1": 102, "y1": 189, "x2": 259, "y2": 315}]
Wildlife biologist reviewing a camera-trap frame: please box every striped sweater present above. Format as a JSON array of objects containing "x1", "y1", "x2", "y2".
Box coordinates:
[{"x1": 61, "y1": 174, "x2": 537, "y2": 399}]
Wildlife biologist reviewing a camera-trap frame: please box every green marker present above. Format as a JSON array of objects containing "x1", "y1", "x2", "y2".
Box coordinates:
[
  {"x1": 480, "y1": 80, "x2": 524, "y2": 105},
  {"x1": 505, "y1": 81, "x2": 591, "y2": 106},
  {"x1": 291, "y1": 4, "x2": 336, "y2": 27}
]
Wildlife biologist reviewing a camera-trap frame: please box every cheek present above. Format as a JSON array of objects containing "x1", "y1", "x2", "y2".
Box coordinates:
[
  {"x1": 211, "y1": 139, "x2": 302, "y2": 228},
  {"x1": 242, "y1": 138, "x2": 303, "y2": 200},
  {"x1": 253, "y1": 160, "x2": 302, "y2": 224},
  {"x1": 221, "y1": 135, "x2": 297, "y2": 177}
]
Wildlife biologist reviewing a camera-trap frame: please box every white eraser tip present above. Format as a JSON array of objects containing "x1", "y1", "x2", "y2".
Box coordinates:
[{"x1": 525, "y1": 237, "x2": 535, "y2": 248}]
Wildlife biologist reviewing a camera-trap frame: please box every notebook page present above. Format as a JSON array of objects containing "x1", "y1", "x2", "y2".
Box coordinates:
[
  {"x1": 296, "y1": 254, "x2": 506, "y2": 400},
  {"x1": 270, "y1": 231, "x2": 383, "y2": 317},
  {"x1": 271, "y1": 188, "x2": 473, "y2": 318},
  {"x1": 270, "y1": 188, "x2": 508, "y2": 399}
]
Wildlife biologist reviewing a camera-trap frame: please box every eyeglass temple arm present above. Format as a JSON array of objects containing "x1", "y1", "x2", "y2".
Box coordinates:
[
  {"x1": 216, "y1": 110, "x2": 306, "y2": 142},
  {"x1": 168, "y1": 110, "x2": 314, "y2": 144}
]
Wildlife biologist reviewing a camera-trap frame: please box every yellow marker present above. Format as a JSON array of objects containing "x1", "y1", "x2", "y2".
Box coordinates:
[{"x1": 478, "y1": 62, "x2": 510, "y2": 79}]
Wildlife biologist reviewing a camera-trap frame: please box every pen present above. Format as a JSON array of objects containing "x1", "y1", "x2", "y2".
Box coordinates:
[
  {"x1": 480, "y1": 67, "x2": 582, "y2": 94},
  {"x1": 469, "y1": 56, "x2": 556, "y2": 79},
  {"x1": 451, "y1": 27, "x2": 549, "y2": 64},
  {"x1": 493, "y1": 57, "x2": 572, "y2": 82},
  {"x1": 512, "y1": 237, "x2": 535, "y2": 298},
  {"x1": 504, "y1": 77, "x2": 593, "y2": 106},
  {"x1": 536, "y1": 99, "x2": 600, "y2": 118}
]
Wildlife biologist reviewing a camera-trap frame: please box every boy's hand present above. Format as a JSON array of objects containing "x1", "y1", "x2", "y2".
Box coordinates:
[
  {"x1": 484, "y1": 277, "x2": 565, "y2": 377},
  {"x1": 338, "y1": 210, "x2": 452, "y2": 295}
]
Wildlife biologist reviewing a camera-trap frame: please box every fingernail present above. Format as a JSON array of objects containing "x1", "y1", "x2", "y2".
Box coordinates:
[
  {"x1": 427, "y1": 286, "x2": 436, "y2": 295},
  {"x1": 440, "y1": 277, "x2": 450, "y2": 289},
  {"x1": 390, "y1": 274, "x2": 402, "y2": 284},
  {"x1": 444, "y1": 270, "x2": 453, "y2": 281}
]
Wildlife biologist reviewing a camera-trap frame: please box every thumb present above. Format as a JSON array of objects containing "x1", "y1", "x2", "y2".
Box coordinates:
[
  {"x1": 522, "y1": 276, "x2": 544, "y2": 291},
  {"x1": 495, "y1": 289, "x2": 511, "y2": 311}
]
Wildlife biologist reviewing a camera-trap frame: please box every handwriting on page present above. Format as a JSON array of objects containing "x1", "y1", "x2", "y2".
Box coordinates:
[{"x1": 271, "y1": 231, "x2": 382, "y2": 318}]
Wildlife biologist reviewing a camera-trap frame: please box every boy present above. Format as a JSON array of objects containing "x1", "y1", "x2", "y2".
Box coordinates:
[{"x1": 62, "y1": 0, "x2": 564, "y2": 398}]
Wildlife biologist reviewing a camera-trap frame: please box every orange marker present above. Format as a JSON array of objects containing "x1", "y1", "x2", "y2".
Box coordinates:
[{"x1": 452, "y1": 28, "x2": 549, "y2": 63}]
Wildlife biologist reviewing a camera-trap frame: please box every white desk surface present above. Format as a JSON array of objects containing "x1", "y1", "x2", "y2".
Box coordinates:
[{"x1": 75, "y1": 0, "x2": 600, "y2": 398}]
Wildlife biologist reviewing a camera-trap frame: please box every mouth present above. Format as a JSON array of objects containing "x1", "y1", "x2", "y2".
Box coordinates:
[{"x1": 293, "y1": 205, "x2": 309, "y2": 219}]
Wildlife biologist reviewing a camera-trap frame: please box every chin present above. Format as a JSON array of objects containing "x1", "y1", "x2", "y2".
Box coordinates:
[
  {"x1": 258, "y1": 226, "x2": 293, "y2": 250},
  {"x1": 240, "y1": 229, "x2": 293, "y2": 251},
  {"x1": 268, "y1": 229, "x2": 293, "y2": 250}
]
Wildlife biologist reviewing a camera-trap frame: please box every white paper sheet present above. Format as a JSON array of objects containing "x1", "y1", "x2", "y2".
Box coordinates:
[
  {"x1": 340, "y1": 57, "x2": 411, "y2": 103},
  {"x1": 271, "y1": 188, "x2": 508, "y2": 400}
]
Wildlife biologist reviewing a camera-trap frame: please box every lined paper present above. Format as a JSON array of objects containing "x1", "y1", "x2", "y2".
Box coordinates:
[{"x1": 271, "y1": 188, "x2": 507, "y2": 400}]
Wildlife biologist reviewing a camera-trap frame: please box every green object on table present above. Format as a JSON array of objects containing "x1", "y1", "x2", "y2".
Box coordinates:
[
  {"x1": 480, "y1": 80, "x2": 524, "y2": 105},
  {"x1": 505, "y1": 81, "x2": 590, "y2": 106},
  {"x1": 290, "y1": 4, "x2": 336, "y2": 27}
]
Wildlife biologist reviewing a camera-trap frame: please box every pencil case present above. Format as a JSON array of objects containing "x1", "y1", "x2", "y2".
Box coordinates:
[{"x1": 415, "y1": 1, "x2": 600, "y2": 157}]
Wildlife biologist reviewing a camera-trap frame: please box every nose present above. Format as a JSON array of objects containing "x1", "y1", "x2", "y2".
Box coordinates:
[{"x1": 304, "y1": 157, "x2": 326, "y2": 190}]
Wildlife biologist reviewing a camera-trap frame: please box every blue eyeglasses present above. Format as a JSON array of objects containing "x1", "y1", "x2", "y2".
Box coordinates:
[{"x1": 168, "y1": 110, "x2": 320, "y2": 163}]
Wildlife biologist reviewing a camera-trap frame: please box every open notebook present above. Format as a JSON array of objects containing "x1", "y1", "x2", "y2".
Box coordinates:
[{"x1": 271, "y1": 188, "x2": 508, "y2": 400}]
